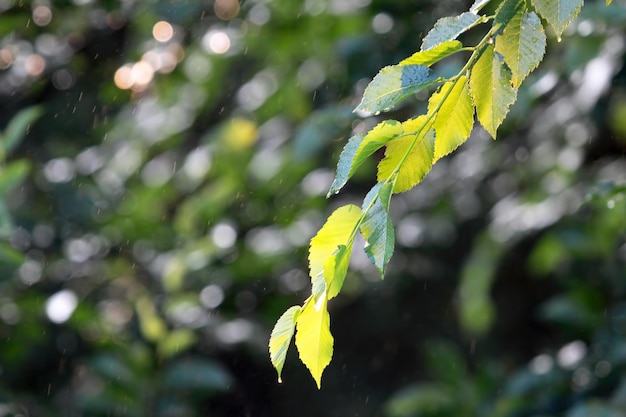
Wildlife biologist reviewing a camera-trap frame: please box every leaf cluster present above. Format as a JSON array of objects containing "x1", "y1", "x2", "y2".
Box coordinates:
[{"x1": 270, "y1": 0, "x2": 595, "y2": 388}]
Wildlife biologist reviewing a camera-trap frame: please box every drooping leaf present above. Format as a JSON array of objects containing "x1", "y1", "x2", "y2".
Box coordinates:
[
  {"x1": 360, "y1": 182, "x2": 395, "y2": 278},
  {"x1": 295, "y1": 297, "x2": 333, "y2": 389},
  {"x1": 495, "y1": 10, "x2": 547, "y2": 88},
  {"x1": 531, "y1": 0, "x2": 584, "y2": 39},
  {"x1": 377, "y1": 115, "x2": 435, "y2": 193},
  {"x1": 428, "y1": 76, "x2": 474, "y2": 162},
  {"x1": 355, "y1": 65, "x2": 438, "y2": 114},
  {"x1": 400, "y1": 40, "x2": 463, "y2": 67},
  {"x1": 328, "y1": 120, "x2": 403, "y2": 196},
  {"x1": 470, "y1": 45, "x2": 518, "y2": 138},
  {"x1": 421, "y1": 12, "x2": 482, "y2": 51},
  {"x1": 309, "y1": 204, "x2": 362, "y2": 298},
  {"x1": 269, "y1": 305, "x2": 302, "y2": 383}
]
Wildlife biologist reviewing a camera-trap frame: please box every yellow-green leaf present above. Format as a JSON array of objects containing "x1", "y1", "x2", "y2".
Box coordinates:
[
  {"x1": 607, "y1": 0, "x2": 612, "y2": 4},
  {"x1": 531, "y1": 0, "x2": 584, "y2": 39},
  {"x1": 470, "y1": 45, "x2": 518, "y2": 138},
  {"x1": 295, "y1": 297, "x2": 333, "y2": 389},
  {"x1": 428, "y1": 76, "x2": 474, "y2": 162},
  {"x1": 495, "y1": 10, "x2": 547, "y2": 88},
  {"x1": 377, "y1": 115, "x2": 435, "y2": 193},
  {"x1": 309, "y1": 204, "x2": 362, "y2": 299},
  {"x1": 400, "y1": 40, "x2": 463, "y2": 67},
  {"x1": 269, "y1": 305, "x2": 302, "y2": 383}
]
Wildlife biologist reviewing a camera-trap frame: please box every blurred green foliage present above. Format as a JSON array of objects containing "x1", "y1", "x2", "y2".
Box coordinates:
[{"x1": 0, "y1": 0, "x2": 624, "y2": 416}]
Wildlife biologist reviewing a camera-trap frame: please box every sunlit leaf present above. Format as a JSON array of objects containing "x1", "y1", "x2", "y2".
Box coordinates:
[
  {"x1": 470, "y1": 45, "x2": 518, "y2": 138},
  {"x1": 309, "y1": 204, "x2": 362, "y2": 298},
  {"x1": 400, "y1": 40, "x2": 463, "y2": 67},
  {"x1": 428, "y1": 76, "x2": 474, "y2": 162},
  {"x1": 377, "y1": 115, "x2": 435, "y2": 193},
  {"x1": 531, "y1": 0, "x2": 584, "y2": 39},
  {"x1": 607, "y1": 0, "x2": 613, "y2": 4},
  {"x1": 421, "y1": 12, "x2": 482, "y2": 51},
  {"x1": 295, "y1": 297, "x2": 333, "y2": 389},
  {"x1": 360, "y1": 182, "x2": 395, "y2": 278},
  {"x1": 355, "y1": 65, "x2": 438, "y2": 114},
  {"x1": 269, "y1": 305, "x2": 301, "y2": 383},
  {"x1": 495, "y1": 10, "x2": 547, "y2": 88},
  {"x1": 322, "y1": 244, "x2": 351, "y2": 301},
  {"x1": 328, "y1": 120, "x2": 403, "y2": 196}
]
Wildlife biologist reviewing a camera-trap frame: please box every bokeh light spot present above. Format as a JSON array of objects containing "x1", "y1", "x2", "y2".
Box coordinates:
[
  {"x1": 114, "y1": 64, "x2": 133, "y2": 90},
  {"x1": 200, "y1": 285, "x2": 225, "y2": 309},
  {"x1": 214, "y1": 0, "x2": 240, "y2": 20},
  {"x1": 211, "y1": 222, "x2": 237, "y2": 249},
  {"x1": 24, "y1": 54, "x2": 46, "y2": 76},
  {"x1": 153, "y1": 21, "x2": 174, "y2": 42},
  {"x1": 46, "y1": 290, "x2": 78, "y2": 324},
  {"x1": 372, "y1": 12, "x2": 394, "y2": 34},
  {"x1": 203, "y1": 31, "x2": 231, "y2": 54},
  {"x1": 32, "y1": 5, "x2": 53, "y2": 26}
]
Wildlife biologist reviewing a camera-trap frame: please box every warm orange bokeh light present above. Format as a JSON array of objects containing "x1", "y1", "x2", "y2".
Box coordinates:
[{"x1": 152, "y1": 21, "x2": 174, "y2": 43}]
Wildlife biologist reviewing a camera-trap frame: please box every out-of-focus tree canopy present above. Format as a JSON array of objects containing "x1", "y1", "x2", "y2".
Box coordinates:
[{"x1": 0, "y1": 0, "x2": 624, "y2": 416}]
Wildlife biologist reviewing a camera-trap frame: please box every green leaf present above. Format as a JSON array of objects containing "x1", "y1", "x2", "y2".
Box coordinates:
[
  {"x1": 327, "y1": 134, "x2": 364, "y2": 196},
  {"x1": 0, "y1": 160, "x2": 30, "y2": 196},
  {"x1": 428, "y1": 76, "x2": 474, "y2": 162},
  {"x1": 355, "y1": 65, "x2": 438, "y2": 114},
  {"x1": 360, "y1": 182, "x2": 395, "y2": 278},
  {"x1": 531, "y1": 0, "x2": 584, "y2": 39},
  {"x1": 309, "y1": 204, "x2": 362, "y2": 298},
  {"x1": 607, "y1": 0, "x2": 613, "y2": 4},
  {"x1": 421, "y1": 12, "x2": 482, "y2": 51},
  {"x1": 494, "y1": 0, "x2": 525, "y2": 30},
  {"x1": 269, "y1": 305, "x2": 302, "y2": 383},
  {"x1": 377, "y1": 116, "x2": 435, "y2": 193},
  {"x1": 470, "y1": 45, "x2": 518, "y2": 138},
  {"x1": 328, "y1": 120, "x2": 403, "y2": 196},
  {"x1": 400, "y1": 40, "x2": 463, "y2": 67},
  {"x1": 295, "y1": 297, "x2": 333, "y2": 389},
  {"x1": 1, "y1": 107, "x2": 43, "y2": 159},
  {"x1": 495, "y1": 10, "x2": 547, "y2": 88}
]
